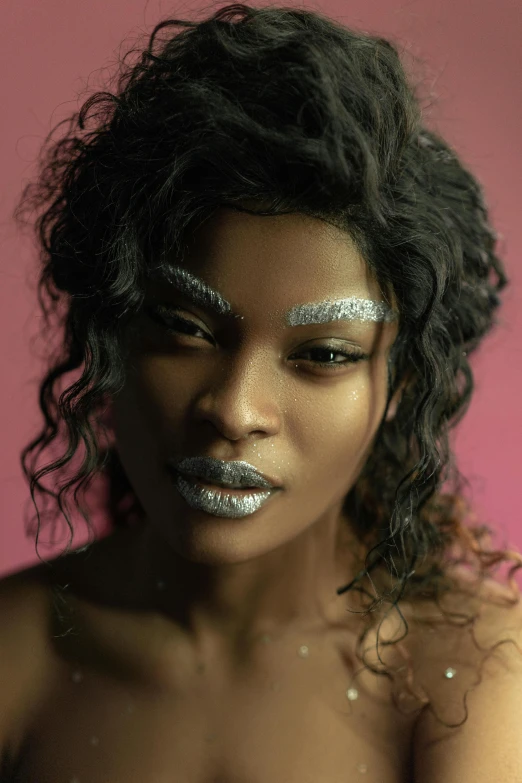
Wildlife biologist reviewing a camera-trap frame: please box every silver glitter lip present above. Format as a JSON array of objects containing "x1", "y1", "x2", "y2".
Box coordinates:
[
  {"x1": 173, "y1": 457, "x2": 276, "y2": 489},
  {"x1": 168, "y1": 457, "x2": 279, "y2": 519},
  {"x1": 174, "y1": 476, "x2": 273, "y2": 518}
]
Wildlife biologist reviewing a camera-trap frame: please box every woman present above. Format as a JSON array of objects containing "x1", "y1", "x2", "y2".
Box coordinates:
[{"x1": 1, "y1": 3, "x2": 521, "y2": 780}]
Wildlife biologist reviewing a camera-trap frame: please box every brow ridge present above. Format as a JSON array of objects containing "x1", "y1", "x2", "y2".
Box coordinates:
[
  {"x1": 149, "y1": 265, "x2": 398, "y2": 326},
  {"x1": 285, "y1": 298, "x2": 398, "y2": 326},
  {"x1": 149, "y1": 265, "x2": 233, "y2": 316}
]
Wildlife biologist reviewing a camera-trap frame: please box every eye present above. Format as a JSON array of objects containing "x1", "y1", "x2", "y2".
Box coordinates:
[
  {"x1": 145, "y1": 305, "x2": 214, "y2": 343},
  {"x1": 290, "y1": 344, "x2": 369, "y2": 370}
]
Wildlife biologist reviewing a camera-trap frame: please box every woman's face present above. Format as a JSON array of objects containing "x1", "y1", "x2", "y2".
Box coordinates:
[{"x1": 110, "y1": 208, "x2": 401, "y2": 566}]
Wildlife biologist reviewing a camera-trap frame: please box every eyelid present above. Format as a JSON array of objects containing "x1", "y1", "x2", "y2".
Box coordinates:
[
  {"x1": 146, "y1": 304, "x2": 213, "y2": 340},
  {"x1": 295, "y1": 335, "x2": 365, "y2": 352},
  {"x1": 153, "y1": 303, "x2": 209, "y2": 329},
  {"x1": 290, "y1": 339, "x2": 369, "y2": 362},
  {"x1": 290, "y1": 347, "x2": 369, "y2": 373},
  {"x1": 294, "y1": 345, "x2": 367, "y2": 359}
]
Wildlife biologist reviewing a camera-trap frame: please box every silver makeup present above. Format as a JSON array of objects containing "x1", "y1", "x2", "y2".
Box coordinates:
[
  {"x1": 150, "y1": 265, "x2": 232, "y2": 316},
  {"x1": 169, "y1": 456, "x2": 278, "y2": 519},
  {"x1": 174, "y1": 456, "x2": 276, "y2": 488},
  {"x1": 285, "y1": 298, "x2": 398, "y2": 326},
  {"x1": 149, "y1": 264, "x2": 398, "y2": 327},
  {"x1": 175, "y1": 477, "x2": 273, "y2": 518}
]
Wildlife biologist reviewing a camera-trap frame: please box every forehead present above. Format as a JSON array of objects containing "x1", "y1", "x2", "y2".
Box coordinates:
[{"x1": 163, "y1": 208, "x2": 384, "y2": 313}]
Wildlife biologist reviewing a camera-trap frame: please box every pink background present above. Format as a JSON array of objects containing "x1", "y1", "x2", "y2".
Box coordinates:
[{"x1": 0, "y1": 0, "x2": 520, "y2": 579}]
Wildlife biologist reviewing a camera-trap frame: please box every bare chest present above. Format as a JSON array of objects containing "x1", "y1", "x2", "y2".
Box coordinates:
[{"x1": 15, "y1": 625, "x2": 416, "y2": 783}]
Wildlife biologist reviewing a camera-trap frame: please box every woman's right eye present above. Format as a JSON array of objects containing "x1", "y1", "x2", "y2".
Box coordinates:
[{"x1": 145, "y1": 305, "x2": 213, "y2": 342}]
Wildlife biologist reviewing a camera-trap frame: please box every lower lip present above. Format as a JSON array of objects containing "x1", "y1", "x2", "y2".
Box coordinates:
[{"x1": 173, "y1": 474, "x2": 276, "y2": 519}]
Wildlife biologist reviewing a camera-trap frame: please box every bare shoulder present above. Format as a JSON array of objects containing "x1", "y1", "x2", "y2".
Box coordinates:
[
  {"x1": 408, "y1": 574, "x2": 522, "y2": 783},
  {"x1": 0, "y1": 564, "x2": 60, "y2": 758},
  {"x1": 411, "y1": 572, "x2": 522, "y2": 674}
]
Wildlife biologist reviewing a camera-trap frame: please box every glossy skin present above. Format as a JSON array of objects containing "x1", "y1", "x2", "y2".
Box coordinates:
[
  {"x1": 2, "y1": 208, "x2": 422, "y2": 783},
  {"x1": 109, "y1": 207, "x2": 404, "y2": 662},
  {"x1": 3, "y1": 209, "x2": 522, "y2": 783}
]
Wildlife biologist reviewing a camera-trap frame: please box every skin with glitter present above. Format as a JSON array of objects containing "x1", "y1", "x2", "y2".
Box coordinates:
[
  {"x1": 107, "y1": 208, "x2": 408, "y2": 779},
  {"x1": 8, "y1": 206, "x2": 465, "y2": 783},
  {"x1": 111, "y1": 206, "x2": 406, "y2": 617}
]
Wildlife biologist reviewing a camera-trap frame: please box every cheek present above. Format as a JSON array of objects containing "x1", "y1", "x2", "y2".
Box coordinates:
[
  {"x1": 289, "y1": 376, "x2": 387, "y2": 484},
  {"x1": 109, "y1": 359, "x2": 183, "y2": 476},
  {"x1": 119, "y1": 356, "x2": 191, "y2": 427}
]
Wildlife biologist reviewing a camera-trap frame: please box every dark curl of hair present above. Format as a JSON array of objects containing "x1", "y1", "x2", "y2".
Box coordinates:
[{"x1": 13, "y1": 1, "x2": 522, "y2": 729}]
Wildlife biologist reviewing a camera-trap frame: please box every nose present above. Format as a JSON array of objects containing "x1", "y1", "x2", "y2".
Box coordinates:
[{"x1": 191, "y1": 348, "x2": 282, "y2": 441}]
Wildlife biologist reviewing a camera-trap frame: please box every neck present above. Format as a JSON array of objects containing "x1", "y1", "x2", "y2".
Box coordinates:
[{"x1": 126, "y1": 508, "x2": 366, "y2": 650}]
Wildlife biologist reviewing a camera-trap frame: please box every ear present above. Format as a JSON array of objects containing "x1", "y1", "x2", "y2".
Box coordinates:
[
  {"x1": 384, "y1": 386, "x2": 403, "y2": 422},
  {"x1": 99, "y1": 398, "x2": 115, "y2": 430},
  {"x1": 384, "y1": 372, "x2": 412, "y2": 423}
]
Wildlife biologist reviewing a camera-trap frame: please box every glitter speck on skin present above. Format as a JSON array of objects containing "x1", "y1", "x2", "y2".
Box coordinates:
[
  {"x1": 444, "y1": 667, "x2": 457, "y2": 679},
  {"x1": 297, "y1": 645, "x2": 309, "y2": 658},
  {"x1": 90, "y1": 736, "x2": 99, "y2": 746},
  {"x1": 346, "y1": 687, "x2": 359, "y2": 701},
  {"x1": 71, "y1": 669, "x2": 83, "y2": 683},
  {"x1": 260, "y1": 633, "x2": 272, "y2": 644},
  {"x1": 357, "y1": 763, "x2": 368, "y2": 773}
]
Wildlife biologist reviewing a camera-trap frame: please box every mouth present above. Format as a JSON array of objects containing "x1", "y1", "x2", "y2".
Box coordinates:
[
  {"x1": 185, "y1": 478, "x2": 267, "y2": 493},
  {"x1": 167, "y1": 457, "x2": 281, "y2": 519},
  {"x1": 169, "y1": 456, "x2": 280, "y2": 490}
]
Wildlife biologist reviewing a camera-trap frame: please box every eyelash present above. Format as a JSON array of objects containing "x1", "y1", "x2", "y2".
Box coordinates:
[
  {"x1": 145, "y1": 306, "x2": 369, "y2": 370},
  {"x1": 147, "y1": 307, "x2": 210, "y2": 341},
  {"x1": 294, "y1": 347, "x2": 367, "y2": 368}
]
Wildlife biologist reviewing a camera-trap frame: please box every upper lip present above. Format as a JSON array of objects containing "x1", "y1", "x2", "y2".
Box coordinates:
[{"x1": 168, "y1": 456, "x2": 280, "y2": 490}]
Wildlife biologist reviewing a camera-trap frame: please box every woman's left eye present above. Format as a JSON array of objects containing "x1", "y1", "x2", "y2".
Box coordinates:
[{"x1": 291, "y1": 346, "x2": 368, "y2": 368}]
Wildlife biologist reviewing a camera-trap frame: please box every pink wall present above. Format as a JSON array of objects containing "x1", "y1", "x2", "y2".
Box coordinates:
[{"x1": 1, "y1": 0, "x2": 520, "y2": 578}]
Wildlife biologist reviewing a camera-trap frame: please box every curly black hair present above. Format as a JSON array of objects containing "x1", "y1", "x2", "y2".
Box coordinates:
[{"x1": 13, "y1": 1, "x2": 522, "y2": 728}]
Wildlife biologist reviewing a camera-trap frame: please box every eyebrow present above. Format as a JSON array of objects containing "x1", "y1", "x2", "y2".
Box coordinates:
[
  {"x1": 149, "y1": 265, "x2": 398, "y2": 325},
  {"x1": 285, "y1": 298, "x2": 398, "y2": 326},
  {"x1": 149, "y1": 265, "x2": 234, "y2": 317}
]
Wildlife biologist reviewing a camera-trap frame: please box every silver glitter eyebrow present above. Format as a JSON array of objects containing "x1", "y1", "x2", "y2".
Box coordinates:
[
  {"x1": 285, "y1": 298, "x2": 398, "y2": 326},
  {"x1": 149, "y1": 265, "x2": 233, "y2": 317}
]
